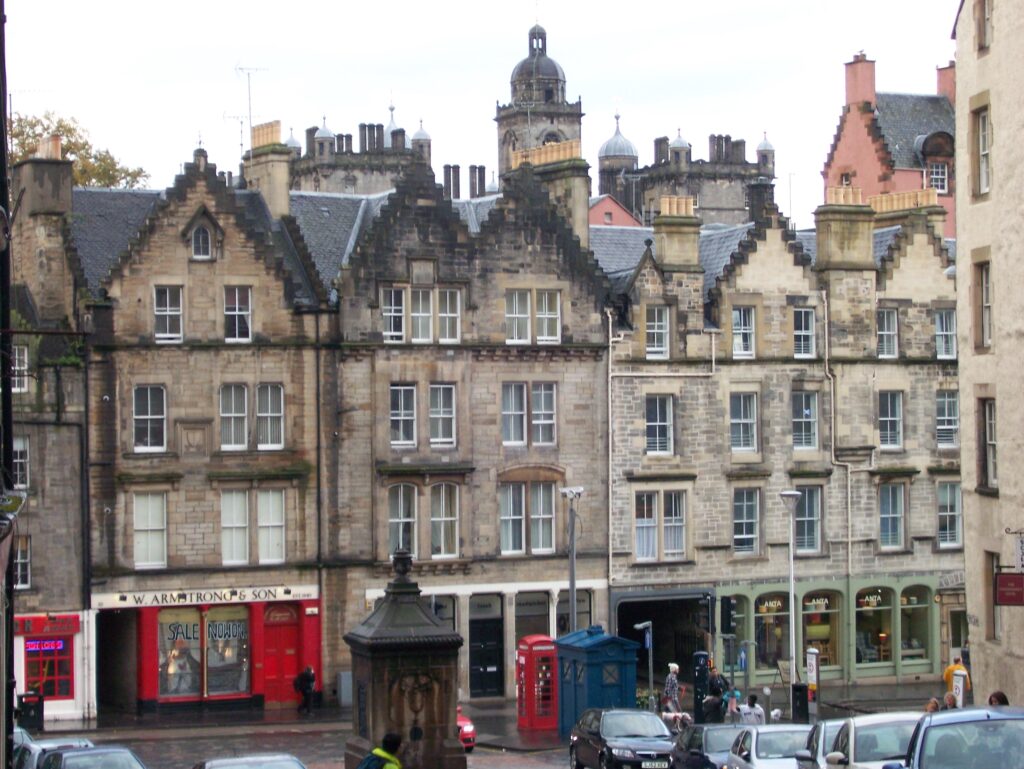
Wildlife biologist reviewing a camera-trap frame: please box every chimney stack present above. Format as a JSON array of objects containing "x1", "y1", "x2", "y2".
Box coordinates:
[
  {"x1": 305, "y1": 127, "x2": 317, "y2": 157},
  {"x1": 937, "y1": 60, "x2": 955, "y2": 106},
  {"x1": 477, "y1": 166, "x2": 486, "y2": 197},
  {"x1": 654, "y1": 137, "x2": 669, "y2": 164},
  {"x1": 375, "y1": 124, "x2": 384, "y2": 151},
  {"x1": 359, "y1": 124, "x2": 368, "y2": 153},
  {"x1": 469, "y1": 165, "x2": 478, "y2": 198},
  {"x1": 443, "y1": 165, "x2": 452, "y2": 199},
  {"x1": 451, "y1": 165, "x2": 461, "y2": 199},
  {"x1": 844, "y1": 52, "x2": 876, "y2": 106}
]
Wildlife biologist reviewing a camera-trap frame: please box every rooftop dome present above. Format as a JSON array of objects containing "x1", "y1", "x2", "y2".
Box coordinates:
[
  {"x1": 315, "y1": 118, "x2": 333, "y2": 139},
  {"x1": 486, "y1": 172, "x2": 499, "y2": 194},
  {"x1": 757, "y1": 132, "x2": 774, "y2": 152},
  {"x1": 599, "y1": 114, "x2": 638, "y2": 159},
  {"x1": 669, "y1": 129, "x2": 689, "y2": 150},
  {"x1": 510, "y1": 25, "x2": 566, "y2": 96},
  {"x1": 285, "y1": 128, "x2": 301, "y2": 150},
  {"x1": 383, "y1": 103, "x2": 402, "y2": 149},
  {"x1": 412, "y1": 119, "x2": 430, "y2": 142}
]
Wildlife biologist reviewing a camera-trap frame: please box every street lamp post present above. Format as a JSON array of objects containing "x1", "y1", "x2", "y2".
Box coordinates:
[
  {"x1": 560, "y1": 487, "x2": 584, "y2": 634},
  {"x1": 634, "y1": 621, "x2": 655, "y2": 712},
  {"x1": 780, "y1": 489, "x2": 803, "y2": 720}
]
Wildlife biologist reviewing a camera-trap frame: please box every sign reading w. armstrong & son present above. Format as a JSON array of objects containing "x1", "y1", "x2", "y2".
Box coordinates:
[{"x1": 90, "y1": 583, "x2": 319, "y2": 610}]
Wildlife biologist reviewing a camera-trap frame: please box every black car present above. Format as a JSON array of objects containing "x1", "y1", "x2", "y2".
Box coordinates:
[
  {"x1": 38, "y1": 747, "x2": 147, "y2": 769},
  {"x1": 570, "y1": 708, "x2": 674, "y2": 769},
  {"x1": 671, "y1": 723, "x2": 745, "y2": 769}
]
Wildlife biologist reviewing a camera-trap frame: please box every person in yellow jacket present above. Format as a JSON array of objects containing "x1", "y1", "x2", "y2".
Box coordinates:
[
  {"x1": 942, "y1": 657, "x2": 971, "y2": 692},
  {"x1": 357, "y1": 733, "x2": 403, "y2": 769}
]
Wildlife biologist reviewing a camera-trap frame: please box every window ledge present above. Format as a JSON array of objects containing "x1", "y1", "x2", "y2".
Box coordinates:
[
  {"x1": 976, "y1": 485, "x2": 1000, "y2": 498},
  {"x1": 630, "y1": 559, "x2": 696, "y2": 568}
]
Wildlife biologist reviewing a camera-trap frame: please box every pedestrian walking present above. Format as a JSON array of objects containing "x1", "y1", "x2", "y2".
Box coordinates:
[
  {"x1": 940, "y1": 692, "x2": 958, "y2": 710},
  {"x1": 355, "y1": 733, "x2": 403, "y2": 769},
  {"x1": 739, "y1": 694, "x2": 765, "y2": 724},
  {"x1": 988, "y1": 690, "x2": 1010, "y2": 706},
  {"x1": 708, "y1": 665, "x2": 730, "y2": 698},
  {"x1": 664, "y1": 662, "x2": 681, "y2": 712},
  {"x1": 942, "y1": 656, "x2": 971, "y2": 693},
  {"x1": 294, "y1": 665, "x2": 316, "y2": 714}
]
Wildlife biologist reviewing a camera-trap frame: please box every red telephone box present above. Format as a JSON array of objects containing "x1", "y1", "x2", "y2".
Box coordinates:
[{"x1": 516, "y1": 634, "x2": 558, "y2": 730}]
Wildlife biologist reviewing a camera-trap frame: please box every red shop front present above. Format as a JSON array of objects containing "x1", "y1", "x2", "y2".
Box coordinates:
[{"x1": 135, "y1": 598, "x2": 320, "y2": 710}]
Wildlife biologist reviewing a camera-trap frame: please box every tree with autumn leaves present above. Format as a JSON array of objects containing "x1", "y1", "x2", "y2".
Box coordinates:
[{"x1": 8, "y1": 111, "x2": 149, "y2": 189}]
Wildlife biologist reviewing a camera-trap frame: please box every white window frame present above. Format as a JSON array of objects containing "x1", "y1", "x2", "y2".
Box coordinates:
[
  {"x1": 389, "y1": 385, "x2": 417, "y2": 447},
  {"x1": 134, "y1": 492, "x2": 167, "y2": 569},
  {"x1": 646, "y1": 305, "x2": 670, "y2": 360},
  {"x1": 501, "y1": 383, "x2": 527, "y2": 446},
  {"x1": 936, "y1": 391, "x2": 959, "y2": 449},
  {"x1": 256, "y1": 384, "x2": 285, "y2": 450},
  {"x1": 732, "y1": 306, "x2": 755, "y2": 358},
  {"x1": 794, "y1": 307, "x2": 816, "y2": 358},
  {"x1": 795, "y1": 486, "x2": 822, "y2": 554},
  {"x1": 634, "y1": 491, "x2": 657, "y2": 561},
  {"x1": 978, "y1": 108, "x2": 991, "y2": 195},
  {"x1": 730, "y1": 392, "x2": 758, "y2": 452},
  {"x1": 732, "y1": 488, "x2": 759, "y2": 554},
  {"x1": 224, "y1": 286, "x2": 252, "y2": 343},
  {"x1": 154, "y1": 286, "x2": 183, "y2": 343},
  {"x1": 499, "y1": 482, "x2": 526, "y2": 554},
  {"x1": 430, "y1": 483, "x2": 459, "y2": 559},
  {"x1": 505, "y1": 290, "x2": 531, "y2": 344},
  {"x1": 645, "y1": 394, "x2": 673, "y2": 455},
  {"x1": 12, "y1": 345, "x2": 28, "y2": 393},
  {"x1": 980, "y1": 263, "x2": 992, "y2": 347},
  {"x1": 192, "y1": 225, "x2": 211, "y2": 259},
  {"x1": 221, "y1": 490, "x2": 249, "y2": 566},
  {"x1": 879, "y1": 482, "x2": 905, "y2": 550},
  {"x1": 984, "y1": 399, "x2": 998, "y2": 487},
  {"x1": 792, "y1": 392, "x2": 818, "y2": 451},
  {"x1": 663, "y1": 490, "x2": 686, "y2": 560},
  {"x1": 536, "y1": 290, "x2": 561, "y2": 344},
  {"x1": 935, "y1": 309, "x2": 957, "y2": 359},
  {"x1": 13, "y1": 535, "x2": 30, "y2": 590},
  {"x1": 388, "y1": 483, "x2": 417, "y2": 557},
  {"x1": 438, "y1": 288, "x2": 461, "y2": 343},
  {"x1": 411, "y1": 288, "x2": 433, "y2": 343},
  {"x1": 879, "y1": 391, "x2": 903, "y2": 449},
  {"x1": 531, "y1": 383, "x2": 557, "y2": 445},
  {"x1": 12, "y1": 437, "x2": 28, "y2": 489},
  {"x1": 257, "y1": 489, "x2": 286, "y2": 564},
  {"x1": 133, "y1": 385, "x2": 167, "y2": 453},
  {"x1": 928, "y1": 162, "x2": 949, "y2": 194},
  {"x1": 429, "y1": 384, "x2": 456, "y2": 447},
  {"x1": 530, "y1": 482, "x2": 555, "y2": 554},
  {"x1": 219, "y1": 384, "x2": 248, "y2": 451},
  {"x1": 877, "y1": 308, "x2": 898, "y2": 358},
  {"x1": 383, "y1": 288, "x2": 406, "y2": 343},
  {"x1": 937, "y1": 482, "x2": 962, "y2": 549}
]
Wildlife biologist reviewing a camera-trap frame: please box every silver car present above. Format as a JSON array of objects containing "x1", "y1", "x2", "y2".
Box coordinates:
[
  {"x1": 725, "y1": 724, "x2": 812, "y2": 769},
  {"x1": 796, "y1": 719, "x2": 844, "y2": 769},
  {"x1": 826, "y1": 712, "x2": 921, "y2": 769}
]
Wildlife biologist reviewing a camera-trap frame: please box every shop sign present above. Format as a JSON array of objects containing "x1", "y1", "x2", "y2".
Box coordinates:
[
  {"x1": 995, "y1": 573, "x2": 1024, "y2": 606},
  {"x1": 756, "y1": 596, "x2": 786, "y2": 614},
  {"x1": 803, "y1": 595, "x2": 831, "y2": 612},
  {"x1": 91, "y1": 583, "x2": 318, "y2": 609},
  {"x1": 25, "y1": 639, "x2": 65, "y2": 652},
  {"x1": 15, "y1": 614, "x2": 80, "y2": 636},
  {"x1": 857, "y1": 592, "x2": 884, "y2": 609},
  {"x1": 469, "y1": 594, "x2": 502, "y2": 619}
]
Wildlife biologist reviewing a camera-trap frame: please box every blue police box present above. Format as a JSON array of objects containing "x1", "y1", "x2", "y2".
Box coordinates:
[{"x1": 555, "y1": 625, "x2": 640, "y2": 736}]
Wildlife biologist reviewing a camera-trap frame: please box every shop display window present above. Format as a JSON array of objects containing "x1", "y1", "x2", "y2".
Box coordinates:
[
  {"x1": 900, "y1": 586, "x2": 930, "y2": 662},
  {"x1": 24, "y1": 636, "x2": 74, "y2": 699},
  {"x1": 159, "y1": 607, "x2": 251, "y2": 698},
  {"x1": 802, "y1": 592, "x2": 840, "y2": 667},
  {"x1": 159, "y1": 608, "x2": 202, "y2": 697},
  {"x1": 754, "y1": 592, "x2": 789, "y2": 669},
  {"x1": 855, "y1": 587, "x2": 893, "y2": 663},
  {"x1": 206, "y1": 606, "x2": 250, "y2": 695},
  {"x1": 556, "y1": 590, "x2": 591, "y2": 636}
]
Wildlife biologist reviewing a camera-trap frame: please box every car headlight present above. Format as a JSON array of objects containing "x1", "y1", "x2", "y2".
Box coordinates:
[
  {"x1": 611, "y1": 748, "x2": 636, "y2": 758},
  {"x1": 462, "y1": 725, "x2": 474, "y2": 733}
]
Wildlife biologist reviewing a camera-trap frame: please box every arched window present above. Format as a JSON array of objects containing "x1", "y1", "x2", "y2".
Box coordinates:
[
  {"x1": 802, "y1": 591, "x2": 841, "y2": 667},
  {"x1": 855, "y1": 587, "x2": 894, "y2": 664},
  {"x1": 430, "y1": 483, "x2": 458, "y2": 558},
  {"x1": 192, "y1": 226, "x2": 211, "y2": 259},
  {"x1": 900, "y1": 586, "x2": 930, "y2": 662},
  {"x1": 753, "y1": 592, "x2": 790, "y2": 669},
  {"x1": 388, "y1": 484, "x2": 417, "y2": 556}
]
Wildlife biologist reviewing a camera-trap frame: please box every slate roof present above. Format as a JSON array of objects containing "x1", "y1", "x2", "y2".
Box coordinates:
[
  {"x1": 69, "y1": 188, "x2": 162, "y2": 294},
  {"x1": 699, "y1": 224, "x2": 754, "y2": 299},
  {"x1": 874, "y1": 92, "x2": 955, "y2": 169},
  {"x1": 792, "y1": 226, "x2": 907, "y2": 268},
  {"x1": 451, "y1": 194, "x2": 501, "y2": 234}
]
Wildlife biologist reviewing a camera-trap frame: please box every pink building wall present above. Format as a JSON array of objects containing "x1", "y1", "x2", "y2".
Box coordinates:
[{"x1": 589, "y1": 195, "x2": 641, "y2": 227}]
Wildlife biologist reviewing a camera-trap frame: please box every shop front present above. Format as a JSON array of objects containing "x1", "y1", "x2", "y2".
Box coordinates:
[
  {"x1": 14, "y1": 613, "x2": 92, "y2": 722},
  {"x1": 93, "y1": 583, "x2": 320, "y2": 712}
]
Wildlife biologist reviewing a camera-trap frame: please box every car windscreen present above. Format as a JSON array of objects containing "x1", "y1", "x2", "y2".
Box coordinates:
[
  {"x1": 756, "y1": 730, "x2": 809, "y2": 759},
  {"x1": 705, "y1": 728, "x2": 742, "y2": 752},
  {"x1": 63, "y1": 753, "x2": 146, "y2": 769},
  {"x1": 602, "y1": 712, "x2": 671, "y2": 739},
  {"x1": 855, "y1": 721, "x2": 918, "y2": 762},
  {"x1": 920, "y1": 719, "x2": 1024, "y2": 769}
]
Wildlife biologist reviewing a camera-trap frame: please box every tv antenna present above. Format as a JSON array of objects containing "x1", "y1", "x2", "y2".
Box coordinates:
[{"x1": 235, "y1": 65, "x2": 268, "y2": 153}]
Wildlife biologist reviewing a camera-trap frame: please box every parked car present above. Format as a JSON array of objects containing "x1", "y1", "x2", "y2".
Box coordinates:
[
  {"x1": 13, "y1": 727, "x2": 33, "y2": 748},
  {"x1": 880, "y1": 706, "x2": 1024, "y2": 769},
  {"x1": 38, "y1": 747, "x2": 148, "y2": 769},
  {"x1": 796, "y1": 719, "x2": 844, "y2": 769},
  {"x1": 672, "y1": 723, "x2": 745, "y2": 768},
  {"x1": 570, "y1": 707, "x2": 674, "y2": 769},
  {"x1": 191, "y1": 755, "x2": 306, "y2": 769},
  {"x1": 457, "y1": 705, "x2": 476, "y2": 752},
  {"x1": 826, "y1": 712, "x2": 922, "y2": 769},
  {"x1": 15, "y1": 739, "x2": 95, "y2": 769},
  {"x1": 724, "y1": 724, "x2": 812, "y2": 769}
]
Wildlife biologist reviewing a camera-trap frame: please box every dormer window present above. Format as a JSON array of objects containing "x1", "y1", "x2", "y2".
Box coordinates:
[{"x1": 192, "y1": 226, "x2": 211, "y2": 259}]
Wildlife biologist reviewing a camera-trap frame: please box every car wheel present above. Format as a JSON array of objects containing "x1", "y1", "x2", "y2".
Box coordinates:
[
  {"x1": 569, "y1": 746, "x2": 582, "y2": 769},
  {"x1": 464, "y1": 746, "x2": 473, "y2": 753},
  {"x1": 599, "y1": 753, "x2": 611, "y2": 769}
]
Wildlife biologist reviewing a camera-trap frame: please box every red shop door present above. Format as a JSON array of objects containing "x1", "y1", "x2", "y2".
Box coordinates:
[{"x1": 263, "y1": 605, "x2": 300, "y2": 706}]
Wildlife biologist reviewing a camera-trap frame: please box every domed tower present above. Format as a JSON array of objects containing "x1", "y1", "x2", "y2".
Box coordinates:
[
  {"x1": 598, "y1": 114, "x2": 639, "y2": 211},
  {"x1": 411, "y1": 120, "x2": 432, "y2": 165},
  {"x1": 314, "y1": 118, "x2": 334, "y2": 163},
  {"x1": 757, "y1": 132, "x2": 775, "y2": 178},
  {"x1": 383, "y1": 103, "x2": 403, "y2": 149},
  {"x1": 495, "y1": 24, "x2": 583, "y2": 174}
]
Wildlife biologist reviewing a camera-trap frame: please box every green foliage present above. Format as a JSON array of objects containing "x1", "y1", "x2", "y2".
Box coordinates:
[{"x1": 9, "y1": 111, "x2": 149, "y2": 189}]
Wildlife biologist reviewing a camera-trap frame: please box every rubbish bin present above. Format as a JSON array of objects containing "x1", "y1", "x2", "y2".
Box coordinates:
[
  {"x1": 791, "y1": 683, "x2": 809, "y2": 724},
  {"x1": 17, "y1": 691, "x2": 44, "y2": 731}
]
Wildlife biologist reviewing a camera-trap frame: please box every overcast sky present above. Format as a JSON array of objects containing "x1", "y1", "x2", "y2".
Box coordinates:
[{"x1": 7, "y1": 0, "x2": 959, "y2": 229}]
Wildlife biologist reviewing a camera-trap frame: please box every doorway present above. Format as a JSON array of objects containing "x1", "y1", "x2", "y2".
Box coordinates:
[
  {"x1": 263, "y1": 604, "x2": 300, "y2": 707},
  {"x1": 468, "y1": 593, "x2": 504, "y2": 697}
]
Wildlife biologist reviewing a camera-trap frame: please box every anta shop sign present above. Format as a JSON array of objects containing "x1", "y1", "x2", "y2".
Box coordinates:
[{"x1": 91, "y1": 583, "x2": 318, "y2": 610}]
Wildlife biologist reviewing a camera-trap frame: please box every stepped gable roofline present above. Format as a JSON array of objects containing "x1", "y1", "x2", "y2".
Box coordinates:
[
  {"x1": 710, "y1": 212, "x2": 811, "y2": 304},
  {"x1": 95, "y1": 150, "x2": 314, "y2": 307}
]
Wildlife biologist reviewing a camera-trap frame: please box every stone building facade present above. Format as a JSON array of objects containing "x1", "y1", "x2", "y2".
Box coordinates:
[{"x1": 955, "y1": 0, "x2": 1024, "y2": 701}]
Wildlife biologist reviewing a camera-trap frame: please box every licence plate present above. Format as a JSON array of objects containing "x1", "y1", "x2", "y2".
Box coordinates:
[{"x1": 641, "y1": 762, "x2": 668, "y2": 769}]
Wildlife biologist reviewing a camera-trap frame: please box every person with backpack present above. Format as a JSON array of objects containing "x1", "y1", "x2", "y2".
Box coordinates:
[
  {"x1": 356, "y1": 733, "x2": 403, "y2": 769},
  {"x1": 294, "y1": 665, "x2": 316, "y2": 714}
]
